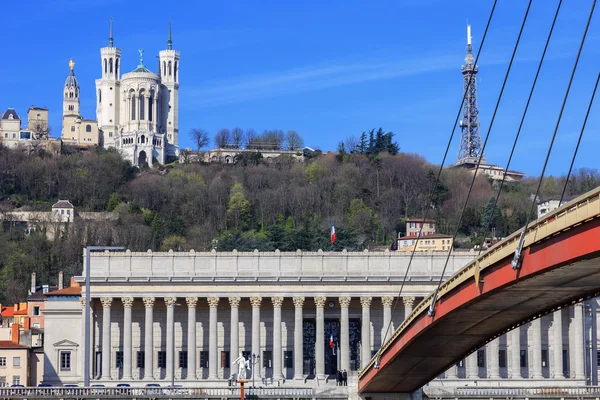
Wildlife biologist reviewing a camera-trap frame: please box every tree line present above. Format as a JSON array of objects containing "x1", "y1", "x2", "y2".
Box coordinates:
[
  {"x1": 0, "y1": 143, "x2": 598, "y2": 303},
  {"x1": 190, "y1": 128, "x2": 305, "y2": 152}
]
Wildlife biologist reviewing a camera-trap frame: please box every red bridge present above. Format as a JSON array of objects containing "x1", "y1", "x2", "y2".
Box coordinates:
[{"x1": 358, "y1": 187, "x2": 600, "y2": 395}]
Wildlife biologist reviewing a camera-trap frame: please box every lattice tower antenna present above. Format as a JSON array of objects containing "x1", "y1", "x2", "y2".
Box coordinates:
[{"x1": 457, "y1": 24, "x2": 485, "y2": 165}]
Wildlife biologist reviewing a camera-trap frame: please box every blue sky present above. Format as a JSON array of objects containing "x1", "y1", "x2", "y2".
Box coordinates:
[{"x1": 1, "y1": 0, "x2": 598, "y2": 177}]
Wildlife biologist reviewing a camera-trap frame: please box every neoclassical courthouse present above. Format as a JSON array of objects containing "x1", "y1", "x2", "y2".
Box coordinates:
[{"x1": 41, "y1": 250, "x2": 598, "y2": 397}]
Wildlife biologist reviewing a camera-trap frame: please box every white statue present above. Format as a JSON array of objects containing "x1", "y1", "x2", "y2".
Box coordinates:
[{"x1": 232, "y1": 353, "x2": 250, "y2": 380}]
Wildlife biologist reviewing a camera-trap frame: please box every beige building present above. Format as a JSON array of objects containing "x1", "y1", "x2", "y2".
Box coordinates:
[
  {"x1": 397, "y1": 233, "x2": 454, "y2": 252},
  {"x1": 0, "y1": 340, "x2": 30, "y2": 387},
  {"x1": 405, "y1": 218, "x2": 436, "y2": 237},
  {"x1": 61, "y1": 59, "x2": 100, "y2": 147},
  {"x1": 0, "y1": 107, "x2": 52, "y2": 149}
]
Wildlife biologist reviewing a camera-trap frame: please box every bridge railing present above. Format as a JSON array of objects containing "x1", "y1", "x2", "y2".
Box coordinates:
[
  {"x1": 360, "y1": 186, "x2": 600, "y2": 379},
  {"x1": 0, "y1": 386, "x2": 339, "y2": 399},
  {"x1": 453, "y1": 386, "x2": 600, "y2": 397}
]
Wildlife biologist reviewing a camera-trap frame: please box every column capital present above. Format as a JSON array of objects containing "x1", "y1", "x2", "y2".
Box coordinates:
[
  {"x1": 143, "y1": 297, "x2": 155, "y2": 308},
  {"x1": 186, "y1": 297, "x2": 198, "y2": 308},
  {"x1": 315, "y1": 296, "x2": 327, "y2": 308},
  {"x1": 293, "y1": 296, "x2": 305, "y2": 308},
  {"x1": 382, "y1": 296, "x2": 394, "y2": 307},
  {"x1": 403, "y1": 296, "x2": 416, "y2": 308},
  {"x1": 339, "y1": 296, "x2": 351, "y2": 307},
  {"x1": 228, "y1": 297, "x2": 241, "y2": 308},
  {"x1": 100, "y1": 297, "x2": 113, "y2": 308},
  {"x1": 121, "y1": 297, "x2": 134, "y2": 308},
  {"x1": 164, "y1": 297, "x2": 177, "y2": 307},
  {"x1": 360, "y1": 296, "x2": 372, "y2": 308},
  {"x1": 207, "y1": 297, "x2": 219, "y2": 308},
  {"x1": 250, "y1": 296, "x2": 262, "y2": 307},
  {"x1": 271, "y1": 296, "x2": 284, "y2": 307},
  {"x1": 80, "y1": 297, "x2": 93, "y2": 308}
]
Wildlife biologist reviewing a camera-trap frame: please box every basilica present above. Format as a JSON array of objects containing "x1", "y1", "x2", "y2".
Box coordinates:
[{"x1": 60, "y1": 20, "x2": 180, "y2": 166}]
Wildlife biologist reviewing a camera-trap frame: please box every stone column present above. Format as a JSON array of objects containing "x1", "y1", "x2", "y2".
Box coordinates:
[
  {"x1": 229, "y1": 297, "x2": 241, "y2": 372},
  {"x1": 532, "y1": 318, "x2": 543, "y2": 379},
  {"x1": 122, "y1": 297, "x2": 134, "y2": 380},
  {"x1": 250, "y1": 297, "x2": 262, "y2": 377},
  {"x1": 488, "y1": 337, "x2": 500, "y2": 379},
  {"x1": 509, "y1": 327, "x2": 521, "y2": 379},
  {"x1": 208, "y1": 297, "x2": 219, "y2": 379},
  {"x1": 553, "y1": 309, "x2": 564, "y2": 378},
  {"x1": 293, "y1": 297, "x2": 305, "y2": 381},
  {"x1": 165, "y1": 297, "x2": 177, "y2": 382},
  {"x1": 574, "y1": 303, "x2": 586, "y2": 380},
  {"x1": 466, "y1": 350, "x2": 479, "y2": 379},
  {"x1": 340, "y1": 296, "x2": 351, "y2": 372},
  {"x1": 272, "y1": 297, "x2": 284, "y2": 380},
  {"x1": 382, "y1": 296, "x2": 394, "y2": 344},
  {"x1": 101, "y1": 297, "x2": 113, "y2": 380},
  {"x1": 446, "y1": 364, "x2": 458, "y2": 380},
  {"x1": 315, "y1": 296, "x2": 327, "y2": 380},
  {"x1": 361, "y1": 296, "x2": 372, "y2": 369},
  {"x1": 403, "y1": 296, "x2": 415, "y2": 321},
  {"x1": 143, "y1": 297, "x2": 155, "y2": 380},
  {"x1": 186, "y1": 297, "x2": 198, "y2": 380}
]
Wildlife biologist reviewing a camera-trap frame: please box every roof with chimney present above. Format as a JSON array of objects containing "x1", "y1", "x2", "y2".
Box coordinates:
[
  {"x1": 45, "y1": 286, "x2": 81, "y2": 297},
  {"x1": 2, "y1": 108, "x2": 19, "y2": 120}
]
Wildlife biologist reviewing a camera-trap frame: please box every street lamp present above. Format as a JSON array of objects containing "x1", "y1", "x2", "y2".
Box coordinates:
[
  {"x1": 251, "y1": 353, "x2": 260, "y2": 389},
  {"x1": 84, "y1": 246, "x2": 125, "y2": 387}
]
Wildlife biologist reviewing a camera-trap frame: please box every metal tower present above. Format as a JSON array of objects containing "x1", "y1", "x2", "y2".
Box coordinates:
[{"x1": 457, "y1": 25, "x2": 485, "y2": 166}]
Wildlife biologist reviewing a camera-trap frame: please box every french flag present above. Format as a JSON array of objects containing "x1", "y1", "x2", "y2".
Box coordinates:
[
  {"x1": 331, "y1": 221, "x2": 336, "y2": 244},
  {"x1": 329, "y1": 333, "x2": 334, "y2": 349}
]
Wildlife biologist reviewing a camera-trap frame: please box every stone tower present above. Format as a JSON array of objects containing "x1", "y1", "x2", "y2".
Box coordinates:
[{"x1": 158, "y1": 21, "x2": 180, "y2": 157}]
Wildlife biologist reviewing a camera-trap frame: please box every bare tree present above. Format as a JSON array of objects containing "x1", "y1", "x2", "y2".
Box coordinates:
[
  {"x1": 214, "y1": 128, "x2": 231, "y2": 149},
  {"x1": 231, "y1": 127, "x2": 245, "y2": 149},
  {"x1": 189, "y1": 128, "x2": 210, "y2": 151},
  {"x1": 285, "y1": 130, "x2": 304, "y2": 151},
  {"x1": 245, "y1": 129, "x2": 257, "y2": 149},
  {"x1": 344, "y1": 135, "x2": 359, "y2": 153},
  {"x1": 31, "y1": 122, "x2": 52, "y2": 140}
]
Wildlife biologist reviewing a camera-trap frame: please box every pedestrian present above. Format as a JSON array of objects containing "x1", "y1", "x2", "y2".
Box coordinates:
[
  {"x1": 337, "y1": 370, "x2": 342, "y2": 386},
  {"x1": 343, "y1": 369, "x2": 348, "y2": 386}
]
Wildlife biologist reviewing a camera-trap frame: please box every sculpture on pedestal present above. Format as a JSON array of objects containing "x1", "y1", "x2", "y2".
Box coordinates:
[{"x1": 233, "y1": 353, "x2": 250, "y2": 380}]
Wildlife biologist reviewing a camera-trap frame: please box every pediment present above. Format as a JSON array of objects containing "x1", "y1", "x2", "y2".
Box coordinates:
[{"x1": 53, "y1": 339, "x2": 79, "y2": 348}]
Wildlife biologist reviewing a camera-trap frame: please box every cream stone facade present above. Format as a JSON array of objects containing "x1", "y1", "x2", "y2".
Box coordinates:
[
  {"x1": 38, "y1": 249, "x2": 600, "y2": 398},
  {"x1": 1, "y1": 107, "x2": 54, "y2": 149},
  {"x1": 95, "y1": 20, "x2": 179, "y2": 167},
  {"x1": 0, "y1": 342, "x2": 30, "y2": 386},
  {"x1": 61, "y1": 59, "x2": 100, "y2": 147}
]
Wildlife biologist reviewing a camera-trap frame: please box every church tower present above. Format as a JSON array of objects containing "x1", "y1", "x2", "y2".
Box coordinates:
[
  {"x1": 96, "y1": 17, "x2": 122, "y2": 147},
  {"x1": 63, "y1": 59, "x2": 80, "y2": 117},
  {"x1": 158, "y1": 21, "x2": 180, "y2": 157}
]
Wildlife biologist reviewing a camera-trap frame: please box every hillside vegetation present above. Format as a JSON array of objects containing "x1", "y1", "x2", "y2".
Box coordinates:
[{"x1": 0, "y1": 144, "x2": 597, "y2": 303}]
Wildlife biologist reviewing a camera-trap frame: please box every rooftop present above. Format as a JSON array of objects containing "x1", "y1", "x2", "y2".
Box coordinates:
[
  {"x1": 2, "y1": 108, "x2": 19, "y2": 120},
  {"x1": 406, "y1": 218, "x2": 435, "y2": 223},
  {"x1": 398, "y1": 233, "x2": 453, "y2": 240},
  {"x1": 0, "y1": 340, "x2": 28, "y2": 349},
  {"x1": 45, "y1": 286, "x2": 81, "y2": 297},
  {"x1": 52, "y1": 200, "x2": 74, "y2": 209}
]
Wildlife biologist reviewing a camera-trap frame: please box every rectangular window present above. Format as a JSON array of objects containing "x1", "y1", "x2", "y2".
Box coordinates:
[
  {"x1": 179, "y1": 351, "x2": 188, "y2": 369},
  {"x1": 116, "y1": 351, "x2": 123, "y2": 369},
  {"x1": 520, "y1": 350, "x2": 528, "y2": 368},
  {"x1": 597, "y1": 351, "x2": 600, "y2": 367},
  {"x1": 284, "y1": 351, "x2": 293, "y2": 368},
  {"x1": 12, "y1": 357, "x2": 20, "y2": 367},
  {"x1": 0, "y1": 376, "x2": 5, "y2": 386},
  {"x1": 137, "y1": 351, "x2": 145, "y2": 368},
  {"x1": 542, "y1": 349, "x2": 548, "y2": 368},
  {"x1": 33, "y1": 323, "x2": 40, "y2": 328},
  {"x1": 157, "y1": 351, "x2": 166, "y2": 369},
  {"x1": 71, "y1": 126, "x2": 75, "y2": 132},
  {"x1": 263, "y1": 351, "x2": 272, "y2": 368},
  {"x1": 499, "y1": 349, "x2": 507, "y2": 368},
  {"x1": 12, "y1": 376, "x2": 19, "y2": 385},
  {"x1": 0, "y1": 357, "x2": 5, "y2": 367},
  {"x1": 199, "y1": 351, "x2": 209, "y2": 368},
  {"x1": 60, "y1": 351, "x2": 71, "y2": 371},
  {"x1": 33, "y1": 306, "x2": 40, "y2": 316},
  {"x1": 477, "y1": 349, "x2": 485, "y2": 368},
  {"x1": 563, "y1": 349, "x2": 569, "y2": 375},
  {"x1": 221, "y1": 351, "x2": 229, "y2": 368}
]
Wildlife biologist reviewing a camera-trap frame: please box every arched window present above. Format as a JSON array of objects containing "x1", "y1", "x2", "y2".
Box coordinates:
[
  {"x1": 131, "y1": 96, "x2": 136, "y2": 120},
  {"x1": 140, "y1": 134, "x2": 145, "y2": 144},
  {"x1": 104, "y1": 59, "x2": 107, "y2": 73},
  {"x1": 163, "y1": 61, "x2": 166, "y2": 76},
  {"x1": 148, "y1": 95, "x2": 153, "y2": 122},
  {"x1": 109, "y1": 58, "x2": 113, "y2": 74},
  {"x1": 98, "y1": 89, "x2": 102, "y2": 103},
  {"x1": 168, "y1": 61, "x2": 172, "y2": 76},
  {"x1": 174, "y1": 61, "x2": 178, "y2": 81},
  {"x1": 115, "y1": 59, "x2": 119, "y2": 76},
  {"x1": 86, "y1": 125, "x2": 92, "y2": 132},
  {"x1": 139, "y1": 92, "x2": 145, "y2": 120}
]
